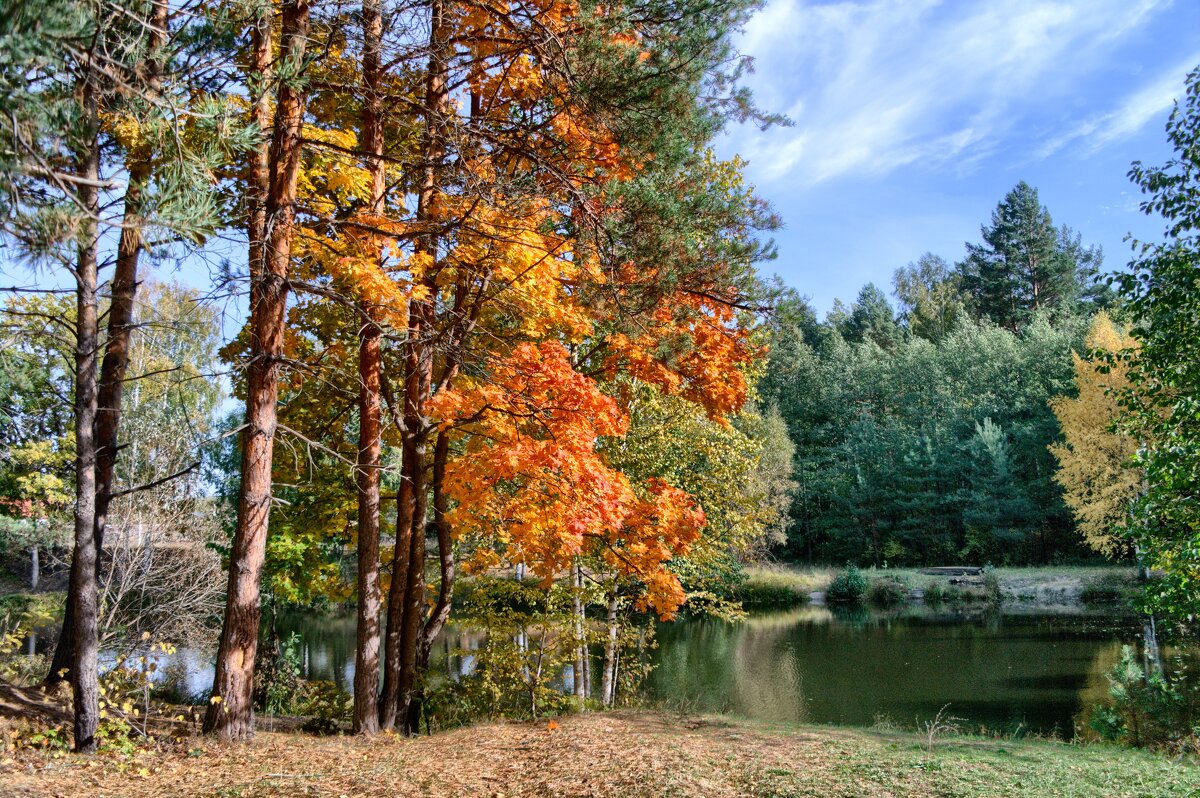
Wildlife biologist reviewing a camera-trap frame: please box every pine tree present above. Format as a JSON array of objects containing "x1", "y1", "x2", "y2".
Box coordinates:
[
  {"x1": 959, "y1": 182, "x2": 1101, "y2": 329},
  {"x1": 1, "y1": 0, "x2": 244, "y2": 752},
  {"x1": 840, "y1": 283, "x2": 902, "y2": 349}
]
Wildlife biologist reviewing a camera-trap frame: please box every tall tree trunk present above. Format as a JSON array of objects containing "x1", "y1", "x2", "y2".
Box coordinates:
[
  {"x1": 352, "y1": 320, "x2": 383, "y2": 733},
  {"x1": 245, "y1": 10, "x2": 272, "y2": 283},
  {"x1": 380, "y1": 367, "x2": 429, "y2": 734},
  {"x1": 381, "y1": 0, "x2": 448, "y2": 734},
  {"x1": 1134, "y1": 543, "x2": 1165, "y2": 679},
  {"x1": 46, "y1": 0, "x2": 169, "y2": 689},
  {"x1": 205, "y1": 0, "x2": 309, "y2": 741},
  {"x1": 351, "y1": 0, "x2": 385, "y2": 736},
  {"x1": 582, "y1": 615, "x2": 592, "y2": 697},
  {"x1": 600, "y1": 582, "x2": 619, "y2": 707},
  {"x1": 68, "y1": 77, "x2": 102, "y2": 754}
]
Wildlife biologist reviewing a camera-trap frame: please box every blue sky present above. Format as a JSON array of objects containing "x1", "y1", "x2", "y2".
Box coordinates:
[{"x1": 718, "y1": 0, "x2": 1200, "y2": 315}]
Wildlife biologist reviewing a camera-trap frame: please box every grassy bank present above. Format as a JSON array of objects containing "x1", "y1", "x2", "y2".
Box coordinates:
[
  {"x1": 734, "y1": 565, "x2": 1140, "y2": 608},
  {"x1": 3, "y1": 711, "x2": 1193, "y2": 797}
]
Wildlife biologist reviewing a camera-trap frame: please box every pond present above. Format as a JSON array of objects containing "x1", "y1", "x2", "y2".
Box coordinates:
[
  {"x1": 647, "y1": 605, "x2": 1175, "y2": 738},
  {"x1": 83, "y1": 603, "x2": 1190, "y2": 739}
]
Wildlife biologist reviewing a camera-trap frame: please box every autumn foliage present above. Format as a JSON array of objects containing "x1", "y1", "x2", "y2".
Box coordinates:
[
  {"x1": 432, "y1": 342, "x2": 706, "y2": 616},
  {"x1": 0, "y1": 0, "x2": 779, "y2": 744},
  {"x1": 1050, "y1": 313, "x2": 1140, "y2": 558}
]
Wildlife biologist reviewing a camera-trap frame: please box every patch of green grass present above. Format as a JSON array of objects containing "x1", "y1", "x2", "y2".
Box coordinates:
[
  {"x1": 736, "y1": 724, "x2": 1196, "y2": 798},
  {"x1": 744, "y1": 565, "x2": 837, "y2": 593}
]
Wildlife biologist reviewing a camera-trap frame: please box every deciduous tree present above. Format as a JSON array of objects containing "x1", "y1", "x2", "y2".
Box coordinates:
[
  {"x1": 1116, "y1": 65, "x2": 1200, "y2": 623},
  {"x1": 1049, "y1": 313, "x2": 1140, "y2": 558}
]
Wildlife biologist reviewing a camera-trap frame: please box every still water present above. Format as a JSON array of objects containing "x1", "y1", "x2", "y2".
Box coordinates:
[
  {"x1": 140, "y1": 604, "x2": 1178, "y2": 738},
  {"x1": 647, "y1": 605, "x2": 1160, "y2": 737}
]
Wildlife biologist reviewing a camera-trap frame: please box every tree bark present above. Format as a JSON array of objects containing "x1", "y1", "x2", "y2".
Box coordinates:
[
  {"x1": 245, "y1": 9, "x2": 272, "y2": 282},
  {"x1": 351, "y1": 0, "x2": 385, "y2": 736},
  {"x1": 396, "y1": 345, "x2": 430, "y2": 734},
  {"x1": 405, "y1": 429, "x2": 455, "y2": 731},
  {"x1": 46, "y1": 0, "x2": 169, "y2": 689},
  {"x1": 572, "y1": 560, "x2": 586, "y2": 703},
  {"x1": 205, "y1": 0, "x2": 309, "y2": 741},
  {"x1": 352, "y1": 320, "x2": 383, "y2": 734},
  {"x1": 600, "y1": 582, "x2": 619, "y2": 707},
  {"x1": 68, "y1": 77, "x2": 102, "y2": 754},
  {"x1": 419, "y1": 430, "x2": 455, "y2": 660},
  {"x1": 380, "y1": 0, "x2": 448, "y2": 734},
  {"x1": 380, "y1": 436, "x2": 414, "y2": 730}
]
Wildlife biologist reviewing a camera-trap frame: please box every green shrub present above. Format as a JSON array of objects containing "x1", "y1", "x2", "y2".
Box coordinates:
[
  {"x1": 1081, "y1": 573, "x2": 1135, "y2": 605},
  {"x1": 868, "y1": 577, "x2": 907, "y2": 607},
  {"x1": 923, "y1": 583, "x2": 945, "y2": 606},
  {"x1": 826, "y1": 565, "x2": 868, "y2": 605},
  {"x1": 300, "y1": 681, "x2": 351, "y2": 735},
  {"x1": 426, "y1": 577, "x2": 587, "y2": 727},
  {"x1": 0, "y1": 595, "x2": 61, "y2": 687},
  {"x1": 1089, "y1": 645, "x2": 1198, "y2": 752},
  {"x1": 254, "y1": 631, "x2": 306, "y2": 715},
  {"x1": 982, "y1": 565, "x2": 1003, "y2": 605}
]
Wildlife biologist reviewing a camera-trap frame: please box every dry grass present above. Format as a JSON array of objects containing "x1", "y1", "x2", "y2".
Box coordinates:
[
  {"x1": 742, "y1": 565, "x2": 835, "y2": 595},
  {"x1": 2, "y1": 711, "x2": 1193, "y2": 798}
]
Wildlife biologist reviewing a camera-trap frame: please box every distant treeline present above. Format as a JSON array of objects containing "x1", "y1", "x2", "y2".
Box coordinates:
[{"x1": 761, "y1": 182, "x2": 1117, "y2": 566}]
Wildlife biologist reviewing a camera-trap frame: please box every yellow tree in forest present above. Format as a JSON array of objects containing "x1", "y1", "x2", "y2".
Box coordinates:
[{"x1": 1049, "y1": 313, "x2": 1140, "y2": 558}]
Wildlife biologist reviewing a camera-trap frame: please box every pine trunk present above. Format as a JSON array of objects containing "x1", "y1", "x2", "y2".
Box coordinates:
[
  {"x1": 397, "y1": 358, "x2": 430, "y2": 734},
  {"x1": 408, "y1": 429, "x2": 455, "y2": 730},
  {"x1": 46, "y1": 0, "x2": 168, "y2": 690},
  {"x1": 379, "y1": 438, "x2": 414, "y2": 730},
  {"x1": 352, "y1": 320, "x2": 383, "y2": 733},
  {"x1": 380, "y1": 0, "x2": 448, "y2": 734},
  {"x1": 68, "y1": 78, "x2": 101, "y2": 753},
  {"x1": 205, "y1": 0, "x2": 309, "y2": 741}
]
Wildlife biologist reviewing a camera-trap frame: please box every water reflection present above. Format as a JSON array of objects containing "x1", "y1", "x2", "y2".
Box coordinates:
[
  {"x1": 85, "y1": 603, "x2": 1194, "y2": 738},
  {"x1": 648, "y1": 605, "x2": 1162, "y2": 737}
]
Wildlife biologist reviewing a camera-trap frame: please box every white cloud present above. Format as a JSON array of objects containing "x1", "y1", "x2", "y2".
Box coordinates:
[
  {"x1": 1036, "y1": 57, "x2": 1198, "y2": 158},
  {"x1": 725, "y1": 0, "x2": 1173, "y2": 186}
]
